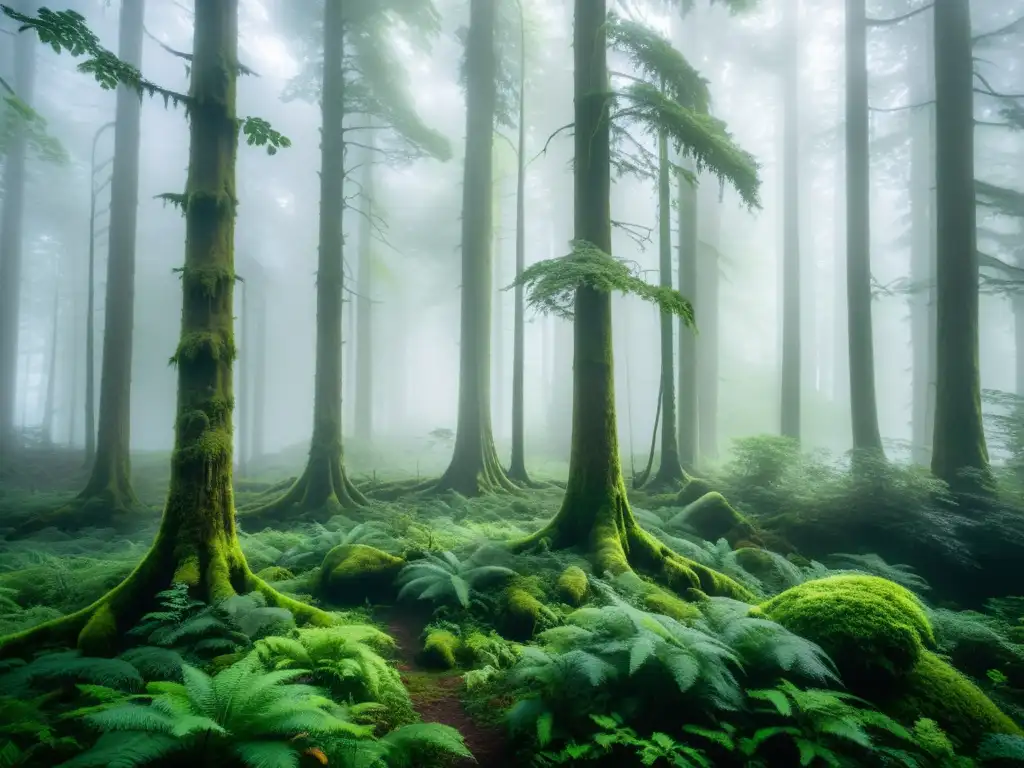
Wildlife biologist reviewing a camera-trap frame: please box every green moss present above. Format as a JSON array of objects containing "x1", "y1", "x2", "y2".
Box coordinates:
[
  {"x1": 666, "y1": 491, "x2": 755, "y2": 545},
  {"x1": 885, "y1": 651, "x2": 1021, "y2": 749},
  {"x1": 420, "y1": 628, "x2": 461, "y2": 669},
  {"x1": 318, "y1": 544, "x2": 404, "y2": 605},
  {"x1": 642, "y1": 589, "x2": 702, "y2": 622},
  {"x1": 502, "y1": 585, "x2": 555, "y2": 641},
  {"x1": 255, "y1": 566, "x2": 294, "y2": 583},
  {"x1": 169, "y1": 330, "x2": 237, "y2": 367},
  {"x1": 76, "y1": 603, "x2": 117, "y2": 657},
  {"x1": 556, "y1": 566, "x2": 589, "y2": 606},
  {"x1": 756, "y1": 575, "x2": 935, "y2": 697}
]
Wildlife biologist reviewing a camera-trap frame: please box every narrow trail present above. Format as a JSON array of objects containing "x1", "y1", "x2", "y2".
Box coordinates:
[{"x1": 380, "y1": 609, "x2": 513, "y2": 767}]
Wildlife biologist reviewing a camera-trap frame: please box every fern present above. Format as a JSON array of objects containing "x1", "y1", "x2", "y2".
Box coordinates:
[
  {"x1": 0, "y1": 651, "x2": 144, "y2": 696},
  {"x1": 395, "y1": 548, "x2": 516, "y2": 609},
  {"x1": 58, "y1": 651, "x2": 374, "y2": 768},
  {"x1": 323, "y1": 722, "x2": 473, "y2": 767},
  {"x1": 824, "y1": 553, "x2": 931, "y2": 595},
  {"x1": 256, "y1": 624, "x2": 414, "y2": 726},
  {"x1": 538, "y1": 712, "x2": 713, "y2": 766},
  {"x1": 978, "y1": 733, "x2": 1024, "y2": 761}
]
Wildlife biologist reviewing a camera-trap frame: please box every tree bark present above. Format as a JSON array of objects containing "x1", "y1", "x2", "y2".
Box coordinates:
[
  {"x1": 509, "y1": 20, "x2": 533, "y2": 484},
  {"x1": 696, "y1": 180, "x2": 720, "y2": 461},
  {"x1": 434, "y1": 0, "x2": 517, "y2": 495},
  {"x1": 77, "y1": 0, "x2": 145, "y2": 516},
  {"x1": 238, "y1": 262, "x2": 249, "y2": 475},
  {"x1": 650, "y1": 130, "x2": 685, "y2": 488},
  {"x1": 780, "y1": 0, "x2": 801, "y2": 441},
  {"x1": 354, "y1": 124, "x2": 374, "y2": 444},
  {"x1": 0, "y1": 0, "x2": 37, "y2": 462},
  {"x1": 42, "y1": 282, "x2": 59, "y2": 443},
  {"x1": 845, "y1": 0, "x2": 884, "y2": 456},
  {"x1": 0, "y1": 0, "x2": 332, "y2": 658},
  {"x1": 930, "y1": 0, "x2": 991, "y2": 490},
  {"x1": 676, "y1": 154, "x2": 699, "y2": 476},
  {"x1": 909, "y1": 9, "x2": 936, "y2": 466},
  {"x1": 242, "y1": 0, "x2": 367, "y2": 523}
]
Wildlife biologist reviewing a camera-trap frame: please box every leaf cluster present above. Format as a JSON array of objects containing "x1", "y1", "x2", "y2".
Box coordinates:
[
  {"x1": 509, "y1": 240, "x2": 695, "y2": 322},
  {"x1": 395, "y1": 548, "x2": 517, "y2": 609}
]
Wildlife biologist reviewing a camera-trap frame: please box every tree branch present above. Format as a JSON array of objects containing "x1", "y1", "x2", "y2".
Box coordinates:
[
  {"x1": 869, "y1": 99, "x2": 934, "y2": 113},
  {"x1": 866, "y1": 3, "x2": 932, "y2": 28}
]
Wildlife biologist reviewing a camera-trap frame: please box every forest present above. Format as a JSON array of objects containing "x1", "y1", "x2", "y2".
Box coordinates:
[{"x1": 1, "y1": 0, "x2": 1024, "y2": 765}]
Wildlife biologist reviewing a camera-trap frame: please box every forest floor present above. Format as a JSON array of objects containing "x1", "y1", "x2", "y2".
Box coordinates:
[{"x1": 380, "y1": 608, "x2": 513, "y2": 767}]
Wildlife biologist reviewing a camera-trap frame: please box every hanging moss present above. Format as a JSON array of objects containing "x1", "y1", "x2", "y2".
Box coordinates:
[{"x1": 169, "y1": 331, "x2": 236, "y2": 367}]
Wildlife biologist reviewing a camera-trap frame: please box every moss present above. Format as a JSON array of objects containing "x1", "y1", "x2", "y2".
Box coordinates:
[
  {"x1": 502, "y1": 585, "x2": 555, "y2": 641},
  {"x1": 556, "y1": 566, "x2": 589, "y2": 606},
  {"x1": 756, "y1": 575, "x2": 935, "y2": 698},
  {"x1": 420, "y1": 628, "x2": 461, "y2": 670},
  {"x1": 666, "y1": 491, "x2": 756, "y2": 546},
  {"x1": 317, "y1": 544, "x2": 404, "y2": 605},
  {"x1": 885, "y1": 650, "x2": 1022, "y2": 749},
  {"x1": 256, "y1": 566, "x2": 294, "y2": 583},
  {"x1": 642, "y1": 589, "x2": 702, "y2": 622}
]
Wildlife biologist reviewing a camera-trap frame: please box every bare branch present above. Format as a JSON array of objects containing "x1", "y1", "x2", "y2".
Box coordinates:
[{"x1": 867, "y1": 3, "x2": 932, "y2": 28}]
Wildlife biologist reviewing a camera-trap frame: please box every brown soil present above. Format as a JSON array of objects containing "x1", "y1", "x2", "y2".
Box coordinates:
[{"x1": 381, "y1": 609, "x2": 513, "y2": 767}]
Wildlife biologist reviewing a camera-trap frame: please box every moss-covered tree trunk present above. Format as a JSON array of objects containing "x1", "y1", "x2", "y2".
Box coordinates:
[
  {"x1": 435, "y1": 0, "x2": 517, "y2": 496},
  {"x1": 243, "y1": 0, "x2": 366, "y2": 523},
  {"x1": 514, "y1": 0, "x2": 751, "y2": 603},
  {"x1": 845, "y1": 0, "x2": 883, "y2": 456},
  {"x1": 0, "y1": 0, "x2": 36, "y2": 464},
  {"x1": 354, "y1": 124, "x2": 374, "y2": 445},
  {"x1": 779, "y1": 0, "x2": 801, "y2": 442},
  {"x1": 930, "y1": 0, "x2": 991, "y2": 490},
  {"x1": 509, "y1": 24, "x2": 533, "y2": 484},
  {"x1": 650, "y1": 130, "x2": 685, "y2": 488},
  {"x1": 0, "y1": 0, "x2": 330, "y2": 658}
]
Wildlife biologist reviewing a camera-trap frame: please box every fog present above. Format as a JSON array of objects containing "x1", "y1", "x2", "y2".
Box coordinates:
[{"x1": 5, "y1": 0, "x2": 1023, "y2": 472}]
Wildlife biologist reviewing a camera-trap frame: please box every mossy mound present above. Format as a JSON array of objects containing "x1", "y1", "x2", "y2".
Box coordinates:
[
  {"x1": 556, "y1": 566, "x2": 589, "y2": 606},
  {"x1": 419, "y1": 628, "x2": 460, "y2": 669},
  {"x1": 642, "y1": 589, "x2": 702, "y2": 622},
  {"x1": 885, "y1": 650, "x2": 1021, "y2": 749},
  {"x1": 666, "y1": 492, "x2": 756, "y2": 547},
  {"x1": 502, "y1": 585, "x2": 556, "y2": 641},
  {"x1": 317, "y1": 544, "x2": 404, "y2": 605},
  {"x1": 755, "y1": 575, "x2": 935, "y2": 696},
  {"x1": 255, "y1": 566, "x2": 294, "y2": 583}
]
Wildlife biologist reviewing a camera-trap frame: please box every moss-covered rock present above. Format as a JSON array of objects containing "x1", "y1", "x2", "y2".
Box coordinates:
[
  {"x1": 667, "y1": 492, "x2": 756, "y2": 546},
  {"x1": 317, "y1": 544, "x2": 404, "y2": 605},
  {"x1": 502, "y1": 585, "x2": 556, "y2": 641},
  {"x1": 419, "y1": 628, "x2": 461, "y2": 670},
  {"x1": 556, "y1": 566, "x2": 589, "y2": 606},
  {"x1": 256, "y1": 566, "x2": 294, "y2": 583},
  {"x1": 886, "y1": 651, "x2": 1021, "y2": 749},
  {"x1": 755, "y1": 575, "x2": 935, "y2": 695}
]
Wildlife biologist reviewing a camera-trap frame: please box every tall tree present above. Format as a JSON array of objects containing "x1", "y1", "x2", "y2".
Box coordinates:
[
  {"x1": 0, "y1": 0, "x2": 37, "y2": 464},
  {"x1": 0, "y1": 0, "x2": 329, "y2": 657},
  {"x1": 845, "y1": 0, "x2": 884, "y2": 455},
  {"x1": 354, "y1": 124, "x2": 375, "y2": 445},
  {"x1": 779, "y1": 0, "x2": 801, "y2": 440},
  {"x1": 696, "y1": 177, "x2": 721, "y2": 460},
  {"x1": 433, "y1": 0, "x2": 518, "y2": 495},
  {"x1": 930, "y1": 0, "x2": 990, "y2": 489},
  {"x1": 513, "y1": 5, "x2": 759, "y2": 597}
]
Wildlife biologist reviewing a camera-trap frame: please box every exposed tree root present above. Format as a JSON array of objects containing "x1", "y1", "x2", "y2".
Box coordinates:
[
  {"x1": 512, "y1": 479, "x2": 755, "y2": 604},
  {"x1": 0, "y1": 525, "x2": 335, "y2": 660},
  {"x1": 431, "y1": 439, "x2": 524, "y2": 497},
  {"x1": 9, "y1": 483, "x2": 147, "y2": 540},
  {"x1": 238, "y1": 451, "x2": 367, "y2": 527},
  {"x1": 363, "y1": 477, "x2": 438, "y2": 502}
]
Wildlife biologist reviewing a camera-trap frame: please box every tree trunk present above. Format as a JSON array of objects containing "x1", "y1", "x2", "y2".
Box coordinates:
[
  {"x1": 509, "y1": 20, "x2": 532, "y2": 483},
  {"x1": 831, "y1": 142, "x2": 848, "y2": 423},
  {"x1": 909, "y1": 10, "x2": 936, "y2": 465},
  {"x1": 845, "y1": 0, "x2": 884, "y2": 456},
  {"x1": 0, "y1": 0, "x2": 36, "y2": 462},
  {"x1": 696, "y1": 180, "x2": 720, "y2": 461},
  {"x1": 513, "y1": 0, "x2": 750, "y2": 604},
  {"x1": 930, "y1": 0, "x2": 990, "y2": 490},
  {"x1": 492, "y1": 224, "x2": 505, "y2": 440},
  {"x1": 76, "y1": 0, "x2": 145, "y2": 517},
  {"x1": 68, "y1": 279, "x2": 80, "y2": 446},
  {"x1": 354, "y1": 125, "x2": 374, "y2": 444},
  {"x1": 650, "y1": 130, "x2": 685, "y2": 488},
  {"x1": 780, "y1": 0, "x2": 801, "y2": 441},
  {"x1": 242, "y1": 0, "x2": 367, "y2": 523},
  {"x1": 238, "y1": 266, "x2": 249, "y2": 475},
  {"x1": 676, "y1": 155, "x2": 699, "y2": 476},
  {"x1": 1015, "y1": 298, "x2": 1024, "y2": 397},
  {"x1": 435, "y1": 0, "x2": 516, "y2": 495},
  {"x1": 250, "y1": 259, "x2": 267, "y2": 464},
  {"x1": 0, "y1": 0, "x2": 331, "y2": 658},
  {"x1": 43, "y1": 282, "x2": 59, "y2": 443}
]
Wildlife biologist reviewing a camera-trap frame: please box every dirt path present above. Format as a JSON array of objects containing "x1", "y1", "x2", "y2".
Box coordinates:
[{"x1": 380, "y1": 610, "x2": 513, "y2": 767}]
